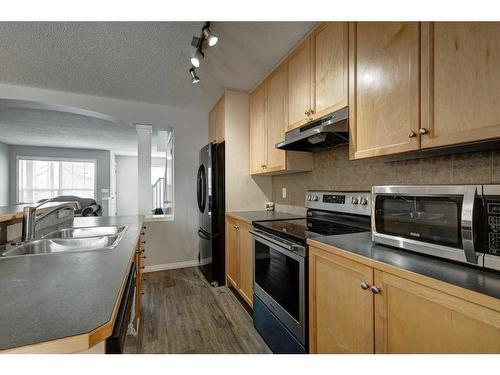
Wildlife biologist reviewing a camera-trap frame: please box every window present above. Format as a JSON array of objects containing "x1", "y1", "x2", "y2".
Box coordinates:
[
  {"x1": 151, "y1": 129, "x2": 174, "y2": 217},
  {"x1": 18, "y1": 158, "x2": 96, "y2": 204}
]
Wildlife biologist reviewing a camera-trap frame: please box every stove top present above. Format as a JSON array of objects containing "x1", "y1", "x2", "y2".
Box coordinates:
[
  {"x1": 253, "y1": 214, "x2": 371, "y2": 246},
  {"x1": 253, "y1": 191, "x2": 372, "y2": 246}
]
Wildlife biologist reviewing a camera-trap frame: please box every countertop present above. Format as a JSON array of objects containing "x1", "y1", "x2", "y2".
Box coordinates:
[
  {"x1": 309, "y1": 232, "x2": 500, "y2": 301},
  {"x1": 226, "y1": 211, "x2": 304, "y2": 224},
  {"x1": 0, "y1": 215, "x2": 144, "y2": 352}
]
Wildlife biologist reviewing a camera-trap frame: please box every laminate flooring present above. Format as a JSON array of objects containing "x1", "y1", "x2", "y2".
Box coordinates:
[{"x1": 125, "y1": 267, "x2": 271, "y2": 354}]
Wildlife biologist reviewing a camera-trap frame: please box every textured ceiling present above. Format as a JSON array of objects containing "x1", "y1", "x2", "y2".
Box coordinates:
[
  {"x1": 0, "y1": 100, "x2": 168, "y2": 156},
  {"x1": 0, "y1": 22, "x2": 316, "y2": 110}
]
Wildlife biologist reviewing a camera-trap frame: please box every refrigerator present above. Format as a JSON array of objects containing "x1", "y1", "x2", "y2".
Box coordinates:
[{"x1": 197, "y1": 142, "x2": 225, "y2": 286}]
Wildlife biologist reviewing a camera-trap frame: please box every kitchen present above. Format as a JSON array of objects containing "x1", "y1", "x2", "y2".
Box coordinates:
[{"x1": 0, "y1": 1, "x2": 499, "y2": 373}]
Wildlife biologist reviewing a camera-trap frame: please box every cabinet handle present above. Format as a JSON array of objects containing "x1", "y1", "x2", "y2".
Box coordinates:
[
  {"x1": 141, "y1": 240, "x2": 146, "y2": 244},
  {"x1": 233, "y1": 225, "x2": 239, "y2": 230},
  {"x1": 371, "y1": 286, "x2": 381, "y2": 294},
  {"x1": 408, "y1": 131, "x2": 417, "y2": 138},
  {"x1": 261, "y1": 164, "x2": 267, "y2": 169},
  {"x1": 419, "y1": 128, "x2": 429, "y2": 135},
  {"x1": 141, "y1": 255, "x2": 146, "y2": 259},
  {"x1": 360, "y1": 282, "x2": 370, "y2": 290},
  {"x1": 304, "y1": 110, "x2": 310, "y2": 116}
]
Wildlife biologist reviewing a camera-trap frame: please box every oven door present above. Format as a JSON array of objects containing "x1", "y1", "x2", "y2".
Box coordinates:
[
  {"x1": 372, "y1": 185, "x2": 482, "y2": 264},
  {"x1": 251, "y1": 229, "x2": 306, "y2": 345}
]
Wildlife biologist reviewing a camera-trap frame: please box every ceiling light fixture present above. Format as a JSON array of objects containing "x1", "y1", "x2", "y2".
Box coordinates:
[
  {"x1": 190, "y1": 49, "x2": 205, "y2": 68},
  {"x1": 188, "y1": 22, "x2": 218, "y2": 84},
  {"x1": 202, "y1": 25, "x2": 218, "y2": 47},
  {"x1": 189, "y1": 67, "x2": 200, "y2": 84}
]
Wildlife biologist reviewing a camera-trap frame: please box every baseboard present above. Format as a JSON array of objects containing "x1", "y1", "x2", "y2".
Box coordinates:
[{"x1": 143, "y1": 259, "x2": 200, "y2": 273}]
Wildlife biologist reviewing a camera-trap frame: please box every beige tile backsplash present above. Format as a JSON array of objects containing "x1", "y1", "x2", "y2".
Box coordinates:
[{"x1": 272, "y1": 146, "x2": 500, "y2": 207}]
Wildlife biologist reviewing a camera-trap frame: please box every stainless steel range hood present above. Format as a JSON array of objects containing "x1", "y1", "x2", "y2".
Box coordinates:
[{"x1": 276, "y1": 107, "x2": 349, "y2": 152}]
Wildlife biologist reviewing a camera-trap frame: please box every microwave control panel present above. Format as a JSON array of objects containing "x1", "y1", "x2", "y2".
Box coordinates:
[{"x1": 486, "y1": 201, "x2": 500, "y2": 255}]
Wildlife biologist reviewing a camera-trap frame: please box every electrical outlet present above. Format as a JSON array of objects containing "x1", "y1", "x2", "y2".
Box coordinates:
[{"x1": 282, "y1": 187, "x2": 287, "y2": 199}]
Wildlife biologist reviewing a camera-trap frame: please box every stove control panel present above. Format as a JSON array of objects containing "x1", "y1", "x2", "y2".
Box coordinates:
[{"x1": 305, "y1": 191, "x2": 371, "y2": 216}]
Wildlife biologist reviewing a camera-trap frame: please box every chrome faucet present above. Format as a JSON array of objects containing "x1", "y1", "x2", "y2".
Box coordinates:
[{"x1": 22, "y1": 199, "x2": 81, "y2": 242}]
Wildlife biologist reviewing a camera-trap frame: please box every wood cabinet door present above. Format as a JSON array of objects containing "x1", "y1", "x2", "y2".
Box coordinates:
[
  {"x1": 421, "y1": 22, "x2": 500, "y2": 149},
  {"x1": 208, "y1": 107, "x2": 217, "y2": 143},
  {"x1": 312, "y1": 22, "x2": 348, "y2": 120},
  {"x1": 238, "y1": 221, "x2": 254, "y2": 307},
  {"x1": 249, "y1": 83, "x2": 267, "y2": 174},
  {"x1": 349, "y1": 22, "x2": 420, "y2": 159},
  {"x1": 225, "y1": 217, "x2": 240, "y2": 288},
  {"x1": 288, "y1": 38, "x2": 312, "y2": 131},
  {"x1": 215, "y1": 96, "x2": 225, "y2": 143},
  {"x1": 374, "y1": 270, "x2": 500, "y2": 353},
  {"x1": 309, "y1": 246, "x2": 374, "y2": 353},
  {"x1": 265, "y1": 65, "x2": 287, "y2": 172}
]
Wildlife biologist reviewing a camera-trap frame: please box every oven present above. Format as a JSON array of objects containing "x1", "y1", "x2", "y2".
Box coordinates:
[
  {"x1": 372, "y1": 185, "x2": 484, "y2": 266},
  {"x1": 251, "y1": 228, "x2": 306, "y2": 349}
]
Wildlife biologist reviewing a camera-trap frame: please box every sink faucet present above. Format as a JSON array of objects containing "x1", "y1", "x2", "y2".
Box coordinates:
[{"x1": 22, "y1": 199, "x2": 81, "y2": 242}]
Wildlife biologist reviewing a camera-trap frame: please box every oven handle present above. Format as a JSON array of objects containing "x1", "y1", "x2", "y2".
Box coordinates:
[
  {"x1": 462, "y1": 186, "x2": 478, "y2": 264},
  {"x1": 250, "y1": 229, "x2": 304, "y2": 254}
]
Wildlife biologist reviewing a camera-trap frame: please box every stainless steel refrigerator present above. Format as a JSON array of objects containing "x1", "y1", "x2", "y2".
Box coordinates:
[{"x1": 197, "y1": 142, "x2": 225, "y2": 286}]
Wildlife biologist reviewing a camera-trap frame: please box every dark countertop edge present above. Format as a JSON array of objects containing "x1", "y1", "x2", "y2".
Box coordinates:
[
  {"x1": 226, "y1": 210, "x2": 305, "y2": 225},
  {"x1": 1, "y1": 215, "x2": 145, "y2": 353},
  {"x1": 307, "y1": 233, "x2": 500, "y2": 306}
]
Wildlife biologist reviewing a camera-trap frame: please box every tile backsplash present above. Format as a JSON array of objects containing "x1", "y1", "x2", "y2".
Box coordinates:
[{"x1": 272, "y1": 145, "x2": 500, "y2": 207}]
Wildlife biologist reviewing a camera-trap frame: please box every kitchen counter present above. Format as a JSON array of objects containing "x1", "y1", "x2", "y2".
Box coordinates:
[
  {"x1": 0, "y1": 215, "x2": 144, "y2": 353},
  {"x1": 309, "y1": 232, "x2": 500, "y2": 301},
  {"x1": 226, "y1": 210, "x2": 304, "y2": 224}
]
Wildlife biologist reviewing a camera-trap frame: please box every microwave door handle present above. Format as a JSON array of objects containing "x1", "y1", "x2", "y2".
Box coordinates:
[{"x1": 461, "y1": 186, "x2": 478, "y2": 264}]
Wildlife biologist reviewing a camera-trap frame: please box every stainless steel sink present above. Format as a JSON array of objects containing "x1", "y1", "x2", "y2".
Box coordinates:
[
  {"x1": 1, "y1": 235, "x2": 119, "y2": 257},
  {"x1": 42, "y1": 225, "x2": 127, "y2": 239}
]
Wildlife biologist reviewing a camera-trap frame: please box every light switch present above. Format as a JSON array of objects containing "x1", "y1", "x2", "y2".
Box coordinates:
[{"x1": 282, "y1": 187, "x2": 287, "y2": 199}]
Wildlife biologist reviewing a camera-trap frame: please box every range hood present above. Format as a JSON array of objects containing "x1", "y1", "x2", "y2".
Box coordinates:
[{"x1": 276, "y1": 107, "x2": 349, "y2": 152}]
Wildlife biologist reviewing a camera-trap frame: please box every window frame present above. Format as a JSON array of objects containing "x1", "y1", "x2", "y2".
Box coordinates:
[{"x1": 16, "y1": 155, "x2": 98, "y2": 204}]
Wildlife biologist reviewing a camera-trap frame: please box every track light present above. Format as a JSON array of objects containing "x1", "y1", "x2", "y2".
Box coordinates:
[
  {"x1": 202, "y1": 26, "x2": 218, "y2": 47},
  {"x1": 189, "y1": 67, "x2": 200, "y2": 84},
  {"x1": 190, "y1": 49, "x2": 204, "y2": 68}
]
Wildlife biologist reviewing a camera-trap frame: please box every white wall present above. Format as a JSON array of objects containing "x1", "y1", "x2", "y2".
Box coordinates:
[
  {"x1": 0, "y1": 83, "x2": 207, "y2": 267},
  {"x1": 0, "y1": 142, "x2": 9, "y2": 206},
  {"x1": 115, "y1": 155, "x2": 138, "y2": 216}
]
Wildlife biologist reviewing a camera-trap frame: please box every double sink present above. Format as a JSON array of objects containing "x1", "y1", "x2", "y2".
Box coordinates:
[{"x1": 1, "y1": 225, "x2": 127, "y2": 257}]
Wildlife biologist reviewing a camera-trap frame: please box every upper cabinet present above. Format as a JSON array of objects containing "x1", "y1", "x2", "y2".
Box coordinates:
[
  {"x1": 266, "y1": 64, "x2": 288, "y2": 172},
  {"x1": 208, "y1": 95, "x2": 225, "y2": 143},
  {"x1": 287, "y1": 22, "x2": 349, "y2": 132},
  {"x1": 249, "y1": 65, "x2": 312, "y2": 175},
  {"x1": 288, "y1": 38, "x2": 312, "y2": 131},
  {"x1": 420, "y1": 22, "x2": 500, "y2": 149},
  {"x1": 349, "y1": 22, "x2": 420, "y2": 159},
  {"x1": 311, "y1": 22, "x2": 349, "y2": 121},
  {"x1": 350, "y1": 22, "x2": 500, "y2": 159},
  {"x1": 249, "y1": 83, "x2": 267, "y2": 174}
]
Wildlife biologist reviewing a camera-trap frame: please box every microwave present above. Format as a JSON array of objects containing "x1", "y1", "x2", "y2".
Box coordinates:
[{"x1": 372, "y1": 185, "x2": 493, "y2": 269}]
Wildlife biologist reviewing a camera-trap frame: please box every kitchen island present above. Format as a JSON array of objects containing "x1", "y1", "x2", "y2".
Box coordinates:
[{"x1": 0, "y1": 215, "x2": 144, "y2": 353}]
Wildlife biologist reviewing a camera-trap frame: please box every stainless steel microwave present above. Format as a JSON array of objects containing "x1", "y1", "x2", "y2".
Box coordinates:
[{"x1": 372, "y1": 185, "x2": 484, "y2": 267}]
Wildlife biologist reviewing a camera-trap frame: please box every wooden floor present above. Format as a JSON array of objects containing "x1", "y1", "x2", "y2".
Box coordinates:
[{"x1": 126, "y1": 267, "x2": 271, "y2": 354}]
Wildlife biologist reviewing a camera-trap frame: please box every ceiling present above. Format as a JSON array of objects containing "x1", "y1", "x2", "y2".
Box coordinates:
[
  {"x1": 0, "y1": 22, "x2": 316, "y2": 110},
  {"x1": 0, "y1": 99, "x2": 167, "y2": 156}
]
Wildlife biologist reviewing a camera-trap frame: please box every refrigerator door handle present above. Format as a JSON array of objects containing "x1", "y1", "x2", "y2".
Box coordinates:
[{"x1": 198, "y1": 229, "x2": 211, "y2": 241}]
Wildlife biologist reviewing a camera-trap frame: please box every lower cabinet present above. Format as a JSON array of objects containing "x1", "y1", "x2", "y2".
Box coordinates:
[
  {"x1": 225, "y1": 215, "x2": 254, "y2": 307},
  {"x1": 309, "y1": 247, "x2": 374, "y2": 353},
  {"x1": 374, "y1": 270, "x2": 500, "y2": 353},
  {"x1": 309, "y1": 245, "x2": 500, "y2": 354}
]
